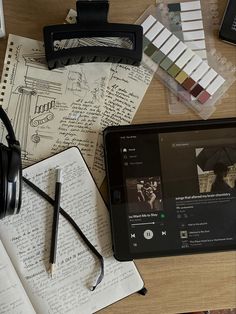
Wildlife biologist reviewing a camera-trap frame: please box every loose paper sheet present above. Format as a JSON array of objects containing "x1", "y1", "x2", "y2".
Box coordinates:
[
  {"x1": 0, "y1": 240, "x2": 36, "y2": 314},
  {"x1": 0, "y1": 34, "x2": 111, "y2": 169},
  {"x1": 66, "y1": 9, "x2": 154, "y2": 186},
  {"x1": 0, "y1": 148, "x2": 143, "y2": 314},
  {"x1": 92, "y1": 63, "x2": 154, "y2": 185}
]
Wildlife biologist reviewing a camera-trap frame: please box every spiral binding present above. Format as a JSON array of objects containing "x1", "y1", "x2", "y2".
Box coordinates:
[{"x1": 0, "y1": 40, "x2": 14, "y2": 104}]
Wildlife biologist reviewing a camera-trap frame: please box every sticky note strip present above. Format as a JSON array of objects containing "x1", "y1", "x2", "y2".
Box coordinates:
[
  {"x1": 198, "y1": 69, "x2": 218, "y2": 88},
  {"x1": 175, "y1": 49, "x2": 194, "y2": 69},
  {"x1": 141, "y1": 15, "x2": 156, "y2": 34},
  {"x1": 180, "y1": 1, "x2": 201, "y2": 11},
  {"x1": 141, "y1": 15, "x2": 224, "y2": 105},
  {"x1": 153, "y1": 28, "x2": 172, "y2": 48},
  {"x1": 183, "y1": 30, "x2": 205, "y2": 41},
  {"x1": 182, "y1": 20, "x2": 203, "y2": 31},
  {"x1": 145, "y1": 21, "x2": 164, "y2": 41},
  {"x1": 191, "y1": 62, "x2": 210, "y2": 82},
  {"x1": 197, "y1": 75, "x2": 225, "y2": 104},
  {"x1": 175, "y1": 55, "x2": 202, "y2": 84},
  {"x1": 182, "y1": 55, "x2": 202, "y2": 75},
  {"x1": 206, "y1": 75, "x2": 225, "y2": 95},
  {"x1": 159, "y1": 35, "x2": 179, "y2": 55},
  {"x1": 186, "y1": 40, "x2": 206, "y2": 50},
  {"x1": 180, "y1": 10, "x2": 202, "y2": 21},
  {"x1": 167, "y1": 41, "x2": 186, "y2": 62}
]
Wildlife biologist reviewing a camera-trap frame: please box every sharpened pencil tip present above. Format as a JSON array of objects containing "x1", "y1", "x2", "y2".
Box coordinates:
[
  {"x1": 56, "y1": 168, "x2": 62, "y2": 183},
  {"x1": 49, "y1": 263, "x2": 55, "y2": 277}
]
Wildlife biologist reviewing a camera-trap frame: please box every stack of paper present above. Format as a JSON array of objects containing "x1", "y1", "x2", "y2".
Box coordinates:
[
  {"x1": 0, "y1": 20, "x2": 153, "y2": 186},
  {"x1": 0, "y1": 9, "x2": 154, "y2": 314}
]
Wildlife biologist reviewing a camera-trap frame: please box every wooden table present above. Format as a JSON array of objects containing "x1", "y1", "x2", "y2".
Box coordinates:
[{"x1": 1, "y1": 0, "x2": 235, "y2": 313}]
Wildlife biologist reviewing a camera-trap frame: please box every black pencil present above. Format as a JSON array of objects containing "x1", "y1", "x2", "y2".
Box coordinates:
[{"x1": 49, "y1": 168, "x2": 62, "y2": 276}]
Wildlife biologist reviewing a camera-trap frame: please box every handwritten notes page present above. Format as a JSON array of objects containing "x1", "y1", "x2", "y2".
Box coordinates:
[
  {"x1": 0, "y1": 34, "x2": 111, "y2": 168},
  {"x1": 0, "y1": 241, "x2": 36, "y2": 314},
  {"x1": 0, "y1": 147, "x2": 143, "y2": 314},
  {"x1": 65, "y1": 9, "x2": 154, "y2": 186},
  {"x1": 92, "y1": 63, "x2": 154, "y2": 185}
]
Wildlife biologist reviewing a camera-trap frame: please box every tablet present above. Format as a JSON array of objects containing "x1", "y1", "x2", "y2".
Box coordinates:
[{"x1": 104, "y1": 118, "x2": 236, "y2": 261}]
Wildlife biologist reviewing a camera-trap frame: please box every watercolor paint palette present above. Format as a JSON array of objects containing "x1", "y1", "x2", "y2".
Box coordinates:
[{"x1": 137, "y1": 4, "x2": 236, "y2": 119}]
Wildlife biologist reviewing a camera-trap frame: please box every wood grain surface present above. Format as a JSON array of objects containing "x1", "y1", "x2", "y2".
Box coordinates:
[{"x1": 0, "y1": 1, "x2": 235, "y2": 313}]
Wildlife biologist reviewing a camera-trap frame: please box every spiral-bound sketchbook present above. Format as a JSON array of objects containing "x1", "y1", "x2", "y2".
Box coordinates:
[
  {"x1": 0, "y1": 147, "x2": 144, "y2": 314},
  {"x1": 0, "y1": 33, "x2": 153, "y2": 188},
  {"x1": 0, "y1": 34, "x2": 111, "y2": 170}
]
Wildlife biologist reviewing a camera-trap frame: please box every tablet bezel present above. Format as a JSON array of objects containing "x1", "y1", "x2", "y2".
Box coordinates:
[{"x1": 104, "y1": 118, "x2": 236, "y2": 261}]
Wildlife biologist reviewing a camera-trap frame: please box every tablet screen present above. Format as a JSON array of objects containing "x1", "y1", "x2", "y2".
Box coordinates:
[{"x1": 119, "y1": 126, "x2": 236, "y2": 255}]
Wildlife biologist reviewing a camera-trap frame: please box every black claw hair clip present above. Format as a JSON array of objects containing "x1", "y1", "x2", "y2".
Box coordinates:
[{"x1": 43, "y1": 0, "x2": 143, "y2": 70}]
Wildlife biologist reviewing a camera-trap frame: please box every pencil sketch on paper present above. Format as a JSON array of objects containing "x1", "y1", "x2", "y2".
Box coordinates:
[
  {"x1": 13, "y1": 86, "x2": 37, "y2": 160},
  {"x1": 66, "y1": 70, "x2": 89, "y2": 98},
  {"x1": 31, "y1": 130, "x2": 54, "y2": 145},
  {"x1": 23, "y1": 53, "x2": 63, "y2": 95},
  {"x1": 0, "y1": 34, "x2": 111, "y2": 168},
  {"x1": 62, "y1": 9, "x2": 154, "y2": 186},
  {"x1": 30, "y1": 96, "x2": 55, "y2": 127},
  {"x1": 9, "y1": 53, "x2": 64, "y2": 162}
]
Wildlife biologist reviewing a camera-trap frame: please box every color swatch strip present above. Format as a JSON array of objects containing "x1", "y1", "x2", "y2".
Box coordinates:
[
  {"x1": 141, "y1": 15, "x2": 225, "y2": 104},
  {"x1": 167, "y1": 0, "x2": 207, "y2": 60}
]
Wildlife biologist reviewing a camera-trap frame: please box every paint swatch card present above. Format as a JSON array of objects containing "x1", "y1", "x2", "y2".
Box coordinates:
[{"x1": 137, "y1": 5, "x2": 236, "y2": 119}]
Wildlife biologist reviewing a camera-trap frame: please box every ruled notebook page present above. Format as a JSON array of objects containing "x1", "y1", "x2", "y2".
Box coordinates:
[
  {"x1": 0, "y1": 147, "x2": 143, "y2": 314},
  {"x1": 0, "y1": 241, "x2": 36, "y2": 314}
]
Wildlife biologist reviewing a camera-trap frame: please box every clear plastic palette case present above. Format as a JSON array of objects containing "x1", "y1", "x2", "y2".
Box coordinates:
[{"x1": 137, "y1": 1, "x2": 236, "y2": 119}]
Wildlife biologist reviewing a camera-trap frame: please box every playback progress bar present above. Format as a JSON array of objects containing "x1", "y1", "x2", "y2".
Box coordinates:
[{"x1": 131, "y1": 222, "x2": 156, "y2": 226}]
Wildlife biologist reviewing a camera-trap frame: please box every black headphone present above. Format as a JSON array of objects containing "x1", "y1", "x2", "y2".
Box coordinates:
[{"x1": 0, "y1": 106, "x2": 22, "y2": 219}]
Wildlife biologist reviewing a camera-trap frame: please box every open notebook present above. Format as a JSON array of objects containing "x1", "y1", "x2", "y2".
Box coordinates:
[{"x1": 0, "y1": 147, "x2": 144, "y2": 314}]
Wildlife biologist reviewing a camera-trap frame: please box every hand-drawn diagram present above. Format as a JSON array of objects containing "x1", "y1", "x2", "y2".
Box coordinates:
[
  {"x1": 0, "y1": 34, "x2": 111, "y2": 168},
  {"x1": 31, "y1": 130, "x2": 53, "y2": 144},
  {"x1": 30, "y1": 95, "x2": 55, "y2": 128},
  {"x1": 23, "y1": 53, "x2": 63, "y2": 94},
  {"x1": 66, "y1": 70, "x2": 89, "y2": 98},
  {"x1": 91, "y1": 63, "x2": 154, "y2": 186},
  {"x1": 11, "y1": 53, "x2": 63, "y2": 161},
  {"x1": 14, "y1": 86, "x2": 36, "y2": 159}
]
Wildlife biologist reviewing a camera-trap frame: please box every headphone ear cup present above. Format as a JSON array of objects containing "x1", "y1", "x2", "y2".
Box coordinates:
[
  {"x1": 0, "y1": 145, "x2": 8, "y2": 219},
  {"x1": 0, "y1": 149, "x2": 3, "y2": 219}
]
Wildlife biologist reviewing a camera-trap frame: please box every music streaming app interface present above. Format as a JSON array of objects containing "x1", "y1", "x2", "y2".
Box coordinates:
[{"x1": 120, "y1": 129, "x2": 236, "y2": 253}]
